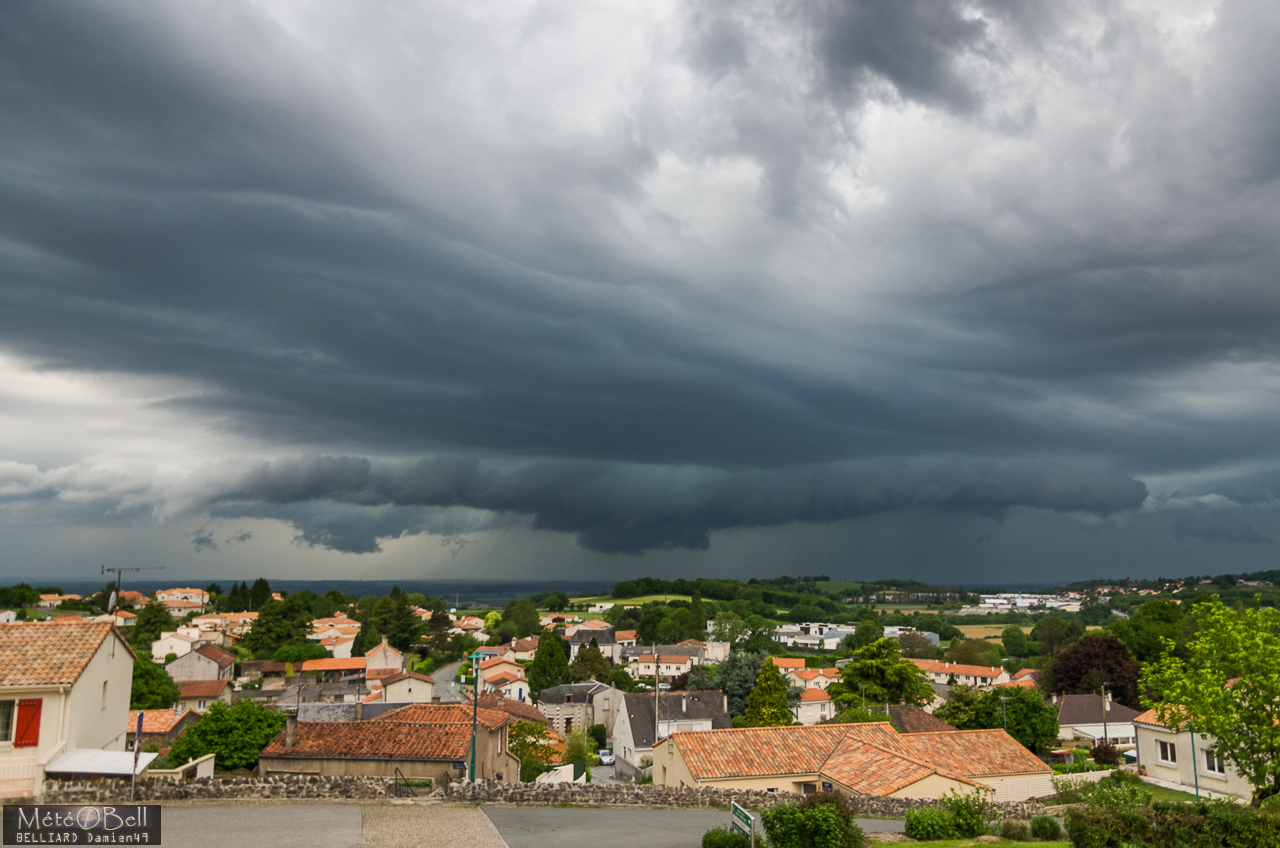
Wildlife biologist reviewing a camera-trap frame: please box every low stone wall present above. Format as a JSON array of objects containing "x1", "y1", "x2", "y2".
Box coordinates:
[
  {"x1": 32, "y1": 774, "x2": 395, "y2": 804},
  {"x1": 444, "y1": 780, "x2": 799, "y2": 808},
  {"x1": 28, "y1": 774, "x2": 1045, "y2": 818}
]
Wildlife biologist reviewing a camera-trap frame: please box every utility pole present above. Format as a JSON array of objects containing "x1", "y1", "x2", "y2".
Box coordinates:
[
  {"x1": 468, "y1": 650, "x2": 484, "y2": 782},
  {"x1": 100, "y1": 564, "x2": 164, "y2": 611},
  {"x1": 999, "y1": 695, "x2": 1009, "y2": 730}
]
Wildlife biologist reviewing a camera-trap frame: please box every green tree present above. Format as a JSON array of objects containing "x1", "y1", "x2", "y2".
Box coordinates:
[
  {"x1": 718, "y1": 650, "x2": 766, "y2": 716},
  {"x1": 501, "y1": 598, "x2": 541, "y2": 639},
  {"x1": 1107, "y1": 598, "x2": 1193, "y2": 664},
  {"x1": 1001, "y1": 625, "x2": 1033, "y2": 658},
  {"x1": 242, "y1": 597, "x2": 308, "y2": 658},
  {"x1": 271, "y1": 642, "x2": 331, "y2": 663},
  {"x1": 843, "y1": 611, "x2": 884, "y2": 652},
  {"x1": 971, "y1": 687, "x2": 1058, "y2": 752},
  {"x1": 544, "y1": 592, "x2": 570, "y2": 613},
  {"x1": 484, "y1": 611, "x2": 502, "y2": 634},
  {"x1": 528, "y1": 629, "x2": 570, "y2": 698},
  {"x1": 130, "y1": 659, "x2": 180, "y2": 709},
  {"x1": 130, "y1": 601, "x2": 177, "y2": 649},
  {"x1": 944, "y1": 638, "x2": 1002, "y2": 668},
  {"x1": 689, "y1": 591, "x2": 707, "y2": 640},
  {"x1": 896, "y1": 631, "x2": 938, "y2": 659},
  {"x1": 738, "y1": 660, "x2": 793, "y2": 727},
  {"x1": 249, "y1": 577, "x2": 272, "y2": 610},
  {"x1": 509, "y1": 720, "x2": 555, "y2": 781},
  {"x1": 840, "y1": 638, "x2": 932, "y2": 706},
  {"x1": 686, "y1": 664, "x2": 717, "y2": 691},
  {"x1": 711, "y1": 611, "x2": 746, "y2": 644},
  {"x1": 168, "y1": 700, "x2": 286, "y2": 771},
  {"x1": 563, "y1": 728, "x2": 600, "y2": 767},
  {"x1": 933, "y1": 685, "x2": 984, "y2": 729},
  {"x1": 351, "y1": 616, "x2": 382, "y2": 657},
  {"x1": 1144, "y1": 597, "x2": 1280, "y2": 806},
  {"x1": 372, "y1": 594, "x2": 424, "y2": 652},
  {"x1": 1031, "y1": 615, "x2": 1083, "y2": 657},
  {"x1": 570, "y1": 637, "x2": 613, "y2": 682}
]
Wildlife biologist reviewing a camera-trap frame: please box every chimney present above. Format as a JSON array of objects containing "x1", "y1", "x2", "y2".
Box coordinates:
[
  {"x1": 723, "y1": 693, "x2": 728, "y2": 713},
  {"x1": 285, "y1": 713, "x2": 297, "y2": 748},
  {"x1": 432, "y1": 695, "x2": 441, "y2": 704},
  {"x1": 682, "y1": 696, "x2": 687, "y2": 713},
  {"x1": 355, "y1": 702, "x2": 363, "y2": 722},
  {"x1": 1051, "y1": 693, "x2": 1057, "y2": 705}
]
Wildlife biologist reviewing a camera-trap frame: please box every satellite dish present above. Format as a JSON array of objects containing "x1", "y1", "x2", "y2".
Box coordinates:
[{"x1": 108, "y1": 591, "x2": 117, "y2": 615}]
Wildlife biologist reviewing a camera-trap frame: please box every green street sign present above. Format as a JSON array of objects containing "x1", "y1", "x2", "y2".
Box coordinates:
[{"x1": 730, "y1": 802, "x2": 754, "y2": 838}]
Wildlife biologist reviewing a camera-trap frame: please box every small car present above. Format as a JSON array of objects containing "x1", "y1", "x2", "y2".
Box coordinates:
[{"x1": 597, "y1": 749, "x2": 615, "y2": 765}]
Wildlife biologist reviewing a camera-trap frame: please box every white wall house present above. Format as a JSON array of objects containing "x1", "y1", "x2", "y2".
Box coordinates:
[
  {"x1": 1135, "y1": 708, "x2": 1252, "y2": 802},
  {"x1": 1, "y1": 621, "x2": 135, "y2": 798}
]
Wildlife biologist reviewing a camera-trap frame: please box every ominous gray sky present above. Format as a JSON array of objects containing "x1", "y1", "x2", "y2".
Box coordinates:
[{"x1": 4, "y1": 0, "x2": 1280, "y2": 585}]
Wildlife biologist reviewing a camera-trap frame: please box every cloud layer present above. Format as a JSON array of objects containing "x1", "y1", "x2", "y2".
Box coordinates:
[{"x1": 3, "y1": 1, "x2": 1280, "y2": 578}]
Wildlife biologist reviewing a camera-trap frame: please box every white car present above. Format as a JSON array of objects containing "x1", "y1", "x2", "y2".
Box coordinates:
[{"x1": 597, "y1": 749, "x2": 615, "y2": 765}]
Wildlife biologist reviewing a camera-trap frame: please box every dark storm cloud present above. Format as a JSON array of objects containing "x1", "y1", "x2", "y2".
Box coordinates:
[
  {"x1": 2, "y1": 1, "x2": 1280, "y2": 570},
  {"x1": 1171, "y1": 510, "x2": 1272, "y2": 545},
  {"x1": 186, "y1": 454, "x2": 1146, "y2": 554}
]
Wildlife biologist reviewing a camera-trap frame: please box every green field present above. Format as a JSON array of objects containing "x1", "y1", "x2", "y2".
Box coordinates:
[{"x1": 574, "y1": 593, "x2": 694, "y2": 605}]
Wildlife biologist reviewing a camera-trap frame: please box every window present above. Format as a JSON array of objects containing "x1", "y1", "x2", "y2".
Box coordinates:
[
  {"x1": 0, "y1": 700, "x2": 13, "y2": 743},
  {"x1": 197, "y1": 699, "x2": 207, "y2": 710},
  {"x1": 1158, "y1": 740, "x2": 1177, "y2": 764},
  {"x1": 1205, "y1": 750, "x2": 1226, "y2": 775}
]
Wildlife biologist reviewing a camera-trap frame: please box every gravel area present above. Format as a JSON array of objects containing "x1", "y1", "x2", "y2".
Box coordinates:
[{"x1": 358, "y1": 804, "x2": 508, "y2": 848}]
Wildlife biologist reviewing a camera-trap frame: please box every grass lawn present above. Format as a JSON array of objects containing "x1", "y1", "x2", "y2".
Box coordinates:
[
  {"x1": 957, "y1": 623, "x2": 1023, "y2": 639},
  {"x1": 1141, "y1": 783, "x2": 1201, "y2": 803}
]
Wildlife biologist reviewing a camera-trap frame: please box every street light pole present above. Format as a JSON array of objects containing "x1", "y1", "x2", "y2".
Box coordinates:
[{"x1": 469, "y1": 650, "x2": 484, "y2": 782}]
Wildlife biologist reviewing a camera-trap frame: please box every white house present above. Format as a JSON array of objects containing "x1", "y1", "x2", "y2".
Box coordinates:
[
  {"x1": 365, "y1": 637, "x2": 406, "y2": 672},
  {"x1": 792, "y1": 688, "x2": 835, "y2": 725},
  {"x1": 0, "y1": 621, "x2": 136, "y2": 798},
  {"x1": 379, "y1": 671, "x2": 437, "y2": 704},
  {"x1": 1134, "y1": 708, "x2": 1252, "y2": 801},
  {"x1": 156, "y1": 588, "x2": 210, "y2": 605}
]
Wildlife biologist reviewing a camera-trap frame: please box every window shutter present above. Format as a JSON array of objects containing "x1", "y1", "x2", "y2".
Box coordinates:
[{"x1": 15, "y1": 699, "x2": 42, "y2": 748}]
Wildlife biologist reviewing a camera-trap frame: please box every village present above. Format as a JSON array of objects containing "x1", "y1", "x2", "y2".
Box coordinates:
[{"x1": 3, "y1": 573, "x2": 1275, "y2": 847}]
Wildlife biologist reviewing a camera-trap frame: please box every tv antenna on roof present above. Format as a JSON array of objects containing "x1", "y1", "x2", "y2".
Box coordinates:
[{"x1": 100, "y1": 564, "x2": 165, "y2": 612}]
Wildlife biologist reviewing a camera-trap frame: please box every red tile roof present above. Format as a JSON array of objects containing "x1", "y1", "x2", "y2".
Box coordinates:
[
  {"x1": 177, "y1": 679, "x2": 230, "y2": 699},
  {"x1": 614, "y1": 630, "x2": 637, "y2": 641},
  {"x1": 889, "y1": 730, "x2": 1051, "y2": 778},
  {"x1": 673, "y1": 724, "x2": 900, "y2": 780},
  {"x1": 477, "y1": 693, "x2": 549, "y2": 724},
  {"x1": 907, "y1": 659, "x2": 1004, "y2": 679},
  {"x1": 373, "y1": 703, "x2": 510, "y2": 731},
  {"x1": 128, "y1": 708, "x2": 194, "y2": 735},
  {"x1": 771, "y1": 658, "x2": 806, "y2": 670},
  {"x1": 261, "y1": 721, "x2": 474, "y2": 761},
  {"x1": 300, "y1": 657, "x2": 367, "y2": 672},
  {"x1": 0, "y1": 621, "x2": 134, "y2": 686},
  {"x1": 820, "y1": 737, "x2": 981, "y2": 796},
  {"x1": 380, "y1": 671, "x2": 437, "y2": 686},
  {"x1": 194, "y1": 644, "x2": 235, "y2": 667},
  {"x1": 799, "y1": 688, "x2": 831, "y2": 703}
]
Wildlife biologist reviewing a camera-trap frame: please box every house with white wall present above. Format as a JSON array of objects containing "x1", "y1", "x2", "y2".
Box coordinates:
[{"x1": 0, "y1": 621, "x2": 136, "y2": 798}]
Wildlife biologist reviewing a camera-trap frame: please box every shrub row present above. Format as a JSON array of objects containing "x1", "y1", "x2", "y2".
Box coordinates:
[{"x1": 1065, "y1": 801, "x2": 1280, "y2": 848}]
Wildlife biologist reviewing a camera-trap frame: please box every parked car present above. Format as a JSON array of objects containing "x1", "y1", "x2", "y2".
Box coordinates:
[{"x1": 597, "y1": 749, "x2": 615, "y2": 765}]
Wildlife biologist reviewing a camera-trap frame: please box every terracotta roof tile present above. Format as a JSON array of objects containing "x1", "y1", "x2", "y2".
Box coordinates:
[
  {"x1": 373, "y1": 703, "x2": 510, "y2": 731},
  {"x1": 614, "y1": 630, "x2": 637, "y2": 641},
  {"x1": 194, "y1": 644, "x2": 235, "y2": 667},
  {"x1": 907, "y1": 658, "x2": 1004, "y2": 679},
  {"x1": 673, "y1": 724, "x2": 899, "y2": 780},
  {"x1": 771, "y1": 658, "x2": 806, "y2": 670},
  {"x1": 177, "y1": 679, "x2": 230, "y2": 699},
  {"x1": 379, "y1": 671, "x2": 437, "y2": 686},
  {"x1": 820, "y1": 737, "x2": 977, "y2": 796},
  {"x1": 477, "y1": 693, "x2": 549, "y2": 724},
  {"x1": 261, "y1": 721, "x2": 474, "y2": 761},
  {"x1": 889, "y1": 730, "x2": 1051, "y2": 777},
  {"x1": 0, "y1": 621, "x2": 133, "y2": 686},
  {"x1": 128, "y1": 708, "x2": 194, "y2": 735},
  {"x1": 799, "y1": 688, "x2": 831, "y2": 703},
  {"x1": 886, "y1": 705, "x2": 957, "y2": 734},
  {"x1": 300, "y1": 657, "x2": 367, "y2": 672}
]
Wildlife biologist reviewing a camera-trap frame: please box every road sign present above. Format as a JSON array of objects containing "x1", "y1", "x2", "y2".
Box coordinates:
[{"x1": 730, "y1": 801, "x2": 755, "y2": 840}]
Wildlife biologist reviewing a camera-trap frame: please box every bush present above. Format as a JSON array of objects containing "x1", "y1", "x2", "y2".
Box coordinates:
[
  {"x1": 760, "y1": 795, "x2": 865, "y2": 848},
  {"x1": 1091, "y1": 740, "x2": 1120, "y2": 766},
  {"x1": 702, "y1": 825, "x2": 751, "y2": 848},
  {"x1": 1065, "y1": 800, "x2": 1280, "y2": 848},
  {"x1": 1029, "y1": 815, "x2": 1062, "y2": 840},
  {"x1": 904, "y1": 807, "x2": 956, "y2": 841},
  {"x1": 939, "y1": 789, "x2": 999, "y2": 838},
  {"x1": 999, "y1": 819, "x2": 1032, "y2": 841}
]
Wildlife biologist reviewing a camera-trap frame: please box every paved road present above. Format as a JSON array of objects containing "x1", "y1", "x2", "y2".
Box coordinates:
[
  {"x1": 484, "y1": 807, "x2": 905, "y2": 848},
  {"x1": 161, "y1": 804, "x2": 364, "y2": 848},
  {"x1": 434, "y1": 660, "x2": 466, "y2": 703}
]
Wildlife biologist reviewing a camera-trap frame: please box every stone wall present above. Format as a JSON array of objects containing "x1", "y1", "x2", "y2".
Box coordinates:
[
  {"x1": 32, "y1": 774, "x2": 395, "y2": 804},
  {"x1": 28, "y1": 775, "x2": 1045, "y2": 818}
]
